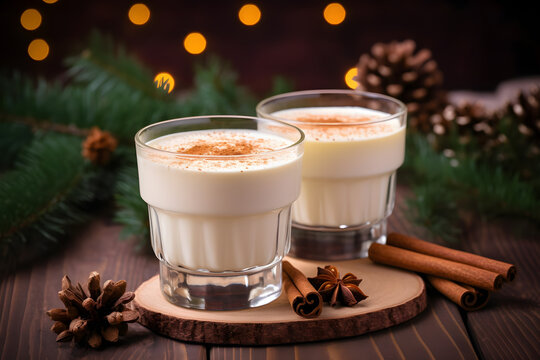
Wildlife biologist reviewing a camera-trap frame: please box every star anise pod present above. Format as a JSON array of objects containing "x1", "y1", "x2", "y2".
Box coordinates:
[
  {"x1": 308, "y1": 265, "x2": 368, "y2": 307},
  {"x1": 46, "y1": 272, "x2": 138, "y2": 348}
]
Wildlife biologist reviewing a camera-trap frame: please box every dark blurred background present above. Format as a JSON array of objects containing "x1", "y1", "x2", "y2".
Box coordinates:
[{"x1": 1, "y1": 0, "x2": 538, "y2": 94}]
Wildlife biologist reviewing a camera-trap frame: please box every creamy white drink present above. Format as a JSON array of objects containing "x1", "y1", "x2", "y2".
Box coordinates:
[
  {"x1": 272, "y1": 106, "x2": 405, "y2": 227},
  {"x1": 137, "y1": 129, "x2": 302, "y2": 271}
]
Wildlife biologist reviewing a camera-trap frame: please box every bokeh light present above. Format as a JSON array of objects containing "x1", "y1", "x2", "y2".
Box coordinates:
[
  {"x1": 28, "y1": 39, "x2": 49, "y2": 61},
  {"x1": 154, "y1": 72, "x2": 175, "y2": 93},
  {"x1": 184, "y1": 32, "x2": 207, "y2": 55},
  {"x1": 324, "y1": 3, "x2": 346, "y2": 25},
  {"x1": 43, "y1": 0, "x2": 59, "y2": 3},
  {"x1": 344, "y1": 67, "x2": 359, "y2": 89},
  {"x1": 238, "y1": 4, "x2": 261, "y2": 26},
  {"x1": 20, "y1": 9, "x2": 42, "y2": 31},
  {"x1": 128, "y1": 3, "x2": 150, "y2": 25}
]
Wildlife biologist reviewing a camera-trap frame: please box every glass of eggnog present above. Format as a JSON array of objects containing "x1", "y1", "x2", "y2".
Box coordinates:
[
  {"x1": 257, "y1": 90, "x2": 406, "y2": 260},
  {"x1": 135, "y1": 116, "x2": 304, "y2": 310}
]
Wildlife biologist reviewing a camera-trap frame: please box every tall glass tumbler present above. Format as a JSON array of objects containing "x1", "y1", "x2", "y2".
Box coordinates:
[
  {"x1": 135, "y1": 116, "x2": 304, "y2": 310},
  {"x1": 257, "y1": 90, "x2": 406, "y2": 260}
]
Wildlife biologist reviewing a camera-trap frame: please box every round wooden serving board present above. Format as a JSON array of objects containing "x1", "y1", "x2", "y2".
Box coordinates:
[{"x1": 133, "y1": 257, "x2": 426, "y2": 345}]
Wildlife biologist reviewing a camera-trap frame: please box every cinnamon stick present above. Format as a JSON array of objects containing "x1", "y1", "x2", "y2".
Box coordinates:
[
  {"x1": 426, "y1": 276, "x2": 490, "y2": 311},
  {"x1": 282, "y1": 261, "x2": 322, "y2": 318},
  {"x1": 388, "y1": 233, "x2": 516, "y2": 281},
  {"x1": 368, "y1": 243, "x2": 503, "y2": 291}
]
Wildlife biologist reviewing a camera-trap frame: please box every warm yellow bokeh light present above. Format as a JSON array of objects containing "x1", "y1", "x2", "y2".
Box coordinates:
[
  {"x1": 28, "y1": 39, "x2": 49, "y2": 61},
  {"x1": 238, "y1": 4, "x2": 261, "y2": 26},
  {"x1": 128, "y1": 3, "x2": 150, "y2": 25},
  {"x1": 345, "y1": 67, "x2": 359, "y2": 89},
  {"x1": 184, "y1": 32, "x2": 207, "y2": 55},
  {"x1": 20, "y1": 9, "x2": 42, "y2": 31},
  {"x1": 43, "y1": 0, "x2": 59, "y2": 4},
  {"x1": 154, "y1": 72, "x2": 175, "y2": 93},
  {"x1": 324, "y1": 3, "x2": 346, "y2": 25}
]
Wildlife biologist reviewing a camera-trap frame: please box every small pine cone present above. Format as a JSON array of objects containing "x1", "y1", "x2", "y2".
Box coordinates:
[
  {"x1": 441, "y1": 101, "x2": 497, "y2": 146},
  {"x1": 46, "y1": 271, "x2": 138, "y2": 348},
  {"x1": 82, "y1": 127, "x2": 118, "y2": 165},
  {"x1": 356, "y1": 39, "x2": 447, "y2": 133},
  {"x1": 502, "y1": 85, "x2": 540, "y2": 156}
]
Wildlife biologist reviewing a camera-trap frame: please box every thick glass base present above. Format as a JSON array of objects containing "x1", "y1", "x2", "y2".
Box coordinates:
[
  {"x1": 159, "y1": 260, "x2": 282, "y2": 310},
  {"x1": 289, "y1": 219, "x2": 387, "y2": 260}
]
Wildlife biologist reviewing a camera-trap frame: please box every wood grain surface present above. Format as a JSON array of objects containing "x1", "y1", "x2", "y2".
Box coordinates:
[
  {"x1": 210, "y1": 295, "x2": 478, "y2": 360},
  {"x1": 0, "y1": 186, "x2": 538, "y2": 359},
  {"x1": 461, "y1": 219, "x2": 540, "y2": 360},
  {"x1": 134, "y1": 258, "x2": 426, "y2": 345},
  {"x1": 0, "y1": 217, "x2": 206, "y2": 360}
]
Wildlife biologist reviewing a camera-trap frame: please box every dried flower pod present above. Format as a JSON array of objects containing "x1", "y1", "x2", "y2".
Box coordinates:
[
  {"x1": 308, "y1": 265, "x2": 368, "y2": 307},
  {"x1": 46, "y1": 271, "x2": 138, "y2": 348}
]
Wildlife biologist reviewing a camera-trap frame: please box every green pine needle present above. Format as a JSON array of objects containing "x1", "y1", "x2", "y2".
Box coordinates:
[
  {"x1": 114, "y1": 166, "x2": 149, "y2": 249},
  {"x1": 0, "y1": 134, "x2": 99, "y2": 265},
  {"x1": 401, "y1": 132, "x2": 539, "y2": 242}
]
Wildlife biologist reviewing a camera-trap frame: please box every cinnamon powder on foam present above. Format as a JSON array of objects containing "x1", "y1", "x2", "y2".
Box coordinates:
[
  {"x1": 276, "y1": 112, "x2": 400, "y2": 141},
  {"x1": 177, "y1": 140, "x2": 272, "y2": 156},
  {"x1": 146, "y1": 130, "x2": 294, "y2": 171}
]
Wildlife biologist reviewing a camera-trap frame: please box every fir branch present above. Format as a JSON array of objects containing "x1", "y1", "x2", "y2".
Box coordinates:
[
  {"x1": 2, "y1": 113, "x2": 89, "y2": 137},
  {"x1": 267, "y1": 75, "x2": 295, "y2": 97},
  {"x1": 0, "y1": 121, "x2": 33, "y2": 170},
  {"x1": 402, "y1": 132, "x2": 540, "y2": 242},
  {"x1": 65, "y1": 31, "x2": 165, "y2": 100},
  {"x1": 405, "y1": 183, "x2": 463, "y2": 243},
  {"x1": 188, "y1": 56, "x2": 256, "y2": 115},
  {"x1": 114, "y1": 166, "x2": 149, "y2": 249},
  {"x1": 0, "y1": 72, "x2": 176, "y2": 143},
  {"x1": 0, "y1": 134, "x2": 100, "y2": 265}
]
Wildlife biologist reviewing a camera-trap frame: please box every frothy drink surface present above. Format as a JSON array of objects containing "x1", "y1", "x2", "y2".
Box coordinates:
[
  {"x1": 272, "y1": 107, "x2": 400, "y2": 141},
  {"x1": 271, "y1": 106, "x2": 405, "y2": 227},
  {"x1": 146, "y1": 129, "x2": 294, "y2": 172}
]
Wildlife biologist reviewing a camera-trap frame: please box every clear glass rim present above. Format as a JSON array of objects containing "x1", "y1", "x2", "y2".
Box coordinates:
[
  {"x1": 256, "y1": 89, "x2": 407, "y2": 126},
  {"x1": 134, "y1": 115, "x2": 305, "y2": 159}
]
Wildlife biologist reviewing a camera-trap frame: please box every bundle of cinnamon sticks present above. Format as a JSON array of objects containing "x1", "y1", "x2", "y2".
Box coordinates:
[
  {"x1": 282, "y1": 261, "x2": 323, "y2": 318},
  {"x1": 368, "y1": 233, "x2": 516, "y2": 311}
]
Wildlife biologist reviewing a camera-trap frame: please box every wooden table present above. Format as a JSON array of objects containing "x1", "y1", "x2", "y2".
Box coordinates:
[{"x1": 1, "y1": 189, "x2": 538, "y2": 359}]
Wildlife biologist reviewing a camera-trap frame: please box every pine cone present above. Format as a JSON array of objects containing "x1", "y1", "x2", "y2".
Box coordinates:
[
  {"x1": 82, "y1": 127, "x2": 118, "y2": 165},
  {"x1": 440, "y1": 101, "x2": 498, "y2": 147},
  {"x1": 355, "y1": 39, "x2": 446, "y2": 133},
  {"x1": 502, "y1": 85, "x2": 540, "y2": 155},
  {"x1": 46, "y1": 272, "x2": 138, "y2": 348}
]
